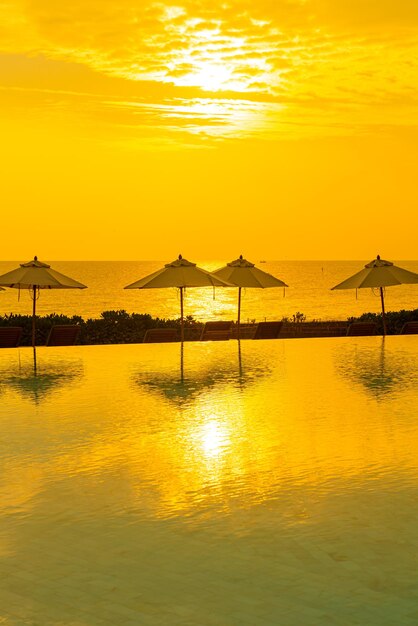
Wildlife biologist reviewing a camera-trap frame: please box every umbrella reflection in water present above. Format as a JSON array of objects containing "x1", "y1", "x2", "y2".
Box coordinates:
[
  {"x1": 0, "y1": 349, "x2": 84, "y2": 405},
  {"x1": 335, "y1": 337, "x2": 418, "y2": 400},
  {"x1": 133, "y1": 341, "x2": 272, "y2": 405}
]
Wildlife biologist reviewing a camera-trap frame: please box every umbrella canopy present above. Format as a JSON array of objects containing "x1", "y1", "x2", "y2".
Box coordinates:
[
  {"x1": 332, "y1": 255, "x2": 418, "y2": 335},
  {"x1": 0, "y1": 257, "x2": 87, "y2": 289},
  {"x1": 124, "y1": 255, "x2": 231, "y2": 341},
  {"x1": 213, "y1": 255, "x2": 288, "y2": 334},
  {"x1": 214, "y1": 255, "x2": 288, "y2": 289},
  {"x1": 0, "y1": 256, "x2": 87, "y2": 346}
]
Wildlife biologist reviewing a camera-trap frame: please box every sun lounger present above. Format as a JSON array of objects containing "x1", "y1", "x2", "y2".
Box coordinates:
[
  {"x1": 143, "y1": 328, "x2": 178, "y2": 343},
  {"x1": 0, "y1": 327, "x2": 23, "y2": 348},
  {"x1": 346, "y1": 322, "x2": 378, "y2": 336},
  {"x1": 200, "y1": 321, "x2": 232, "y2": 341},
  {"x1": 253, "y1": 321, "x2": 283, "y2": 339},
  {"x1": 46, "y1": 325, "x2": 81, "y2": 346},
  {"x1": 400, "y1": 321, "x2": 418, "y2": 335}
]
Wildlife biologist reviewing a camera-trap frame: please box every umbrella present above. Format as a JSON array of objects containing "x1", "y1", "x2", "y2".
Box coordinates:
[
  {"x1": 0, "y1": 256, "x2": 87, "y2": 346},
  {"x1": 212, "y1": 255, "x2": 288, "y2": 336},
  {"x1": 331, "y1": 255, "x2": 418, "y2": 335},
  {"x1": 124, "y1": 255, "x2": 231, "y2": 341}
]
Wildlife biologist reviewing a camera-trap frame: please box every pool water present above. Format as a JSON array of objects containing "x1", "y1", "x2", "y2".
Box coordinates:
[{"x1": 0, "y1": 337, "x2": 417, "y2": 625}]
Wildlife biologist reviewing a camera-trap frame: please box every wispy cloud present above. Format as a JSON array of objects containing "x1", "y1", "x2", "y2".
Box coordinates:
[{"x1": 1, "y1": 1, "x2": 418, "y2": 144}]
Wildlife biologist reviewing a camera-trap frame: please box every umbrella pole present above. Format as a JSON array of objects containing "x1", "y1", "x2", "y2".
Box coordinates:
[
  {"x1": 237, "y1": 287, "x2": 241, "y2": 339},
  {"x1": 32, "y1": 286, "x2": 37, "y2": 347},
  {"x1": 380, "y1": 287, "x2": 387, "y2": 336},
  {"x1": 180, "y1": 286, "x2": 184, "y2": 342},
  {"x1": 238, "y1": 338, "x2": 242, "y2": 378},
  {"x1": 180, "y1": 342, "x2": 184, "y2": 383}
]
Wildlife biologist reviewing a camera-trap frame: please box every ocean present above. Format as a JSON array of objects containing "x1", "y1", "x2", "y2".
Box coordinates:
[{"x1": 0, "y1": 260, "x2": 417, "y2": 323}]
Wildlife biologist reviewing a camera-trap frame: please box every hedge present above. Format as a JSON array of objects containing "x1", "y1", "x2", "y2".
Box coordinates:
[{"x1": 1, "y1": 308, "x2": 417, "y2": 345}]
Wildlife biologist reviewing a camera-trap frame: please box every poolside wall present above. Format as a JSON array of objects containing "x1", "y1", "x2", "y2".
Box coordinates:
[{"x1": 230, "y1": 321, "x2": 348, "y2": 340}]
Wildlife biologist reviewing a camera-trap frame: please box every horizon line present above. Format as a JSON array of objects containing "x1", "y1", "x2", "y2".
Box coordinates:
[{"x1": 1, "y1": 258, "x2": 418, "y2": 263}]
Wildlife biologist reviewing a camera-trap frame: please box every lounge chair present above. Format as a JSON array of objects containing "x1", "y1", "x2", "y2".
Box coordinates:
[
  {"x1": 400, "y1": 321, "x2": 418, "y2": 335},
  {"x1": 346, "y1": 322, "x2": 378, "y2": 336},
  {"x1": 143, "y1": 328, "x2": 178, "y2": 343},
  {"x1": 200, "y1": 321, "x2": 232, "y2": 341},
  {"x1": 0, "y1": 327, "x2": 23, "y2": 348},
  {"x1": 253, "y1": 321, "x2": 283, "y2": 340},
  {"x1": 46, "y1": 325, "x2": 81, "y2": 346}
]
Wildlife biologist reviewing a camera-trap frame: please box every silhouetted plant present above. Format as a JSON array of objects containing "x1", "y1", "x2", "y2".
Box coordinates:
[
  {"x1": 1, "y1": 308, "x2": 416, "y2": 345},
  {"x1": 0, "y1": 310, "x2": 206, "y2": 345},
  {"x1": 0, "y1": 312, "x2": 83, "y2": 346},
  {"x1": 347, "y1": 308, "x2": 418, "y2": 335},
  {"x1": 292, "y1": 311, "x2": 306, "y2": 323}
]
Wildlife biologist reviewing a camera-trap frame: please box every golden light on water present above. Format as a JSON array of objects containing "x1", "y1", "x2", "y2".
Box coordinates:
[
  {"x1": 1, "y1": 339, "x2": 418, "y2": 524},
  {"x1": 1, "y1": 339, "x2": 418, "y2": 626},
  {"x1": 198, "y1": 417, "x2": 231, "y2": 459}
]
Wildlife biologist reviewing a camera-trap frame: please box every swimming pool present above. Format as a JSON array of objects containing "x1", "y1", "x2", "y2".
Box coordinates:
[{"x1": 1, "y1": 337, "x2": 417, "y2": 625}]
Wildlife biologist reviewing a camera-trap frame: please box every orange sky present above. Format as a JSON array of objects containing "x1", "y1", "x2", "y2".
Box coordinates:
[{"x1": 1, "y1": 0, "x2": 417, "y2": 260}]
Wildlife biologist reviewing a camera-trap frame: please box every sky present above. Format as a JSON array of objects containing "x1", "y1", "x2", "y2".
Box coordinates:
[{"x1": 1, "y1": 0, "x2": 417, "y2": 260}]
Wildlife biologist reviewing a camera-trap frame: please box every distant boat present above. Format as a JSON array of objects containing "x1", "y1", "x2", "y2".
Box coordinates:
[{"x1": 259, "y1": 260, "x2": 267, "y2": 263}]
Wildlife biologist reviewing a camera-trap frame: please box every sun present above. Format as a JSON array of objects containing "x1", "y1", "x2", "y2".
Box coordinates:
[
  {"x1": 178, "y1": 61, "x2": 237, "y2": 92},
  {"x1": 161, "y1": 23, "x2": 252, "y2": 92}
]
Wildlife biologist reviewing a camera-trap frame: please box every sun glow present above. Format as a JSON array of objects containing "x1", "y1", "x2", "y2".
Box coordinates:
[
  {"x1": 173, "y1": 61, "x2": 237, "y2": 92},
  {"x1": 155, "y1": 16, "x2": 278, "y2": 93},
  {"x1": 166, "y1": 43, "x2": 279, "y2": 93}
]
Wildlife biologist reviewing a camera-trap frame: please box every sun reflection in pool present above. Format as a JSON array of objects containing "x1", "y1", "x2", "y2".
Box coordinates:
[{"x1": 198, "y1": 417, "x2": 231, "y2": 459}]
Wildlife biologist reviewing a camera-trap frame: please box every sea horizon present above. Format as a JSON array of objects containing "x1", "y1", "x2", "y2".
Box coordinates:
[{"x1": 2, "y1": 258, "x2": 417, "y2": 262}]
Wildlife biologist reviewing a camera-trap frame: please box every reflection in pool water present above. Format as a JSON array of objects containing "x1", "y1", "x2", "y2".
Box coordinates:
[
  {"x1": 0, "y1": 337, "x2": 417, "y2": 625},
  {"x1": 133, "y1": 340, "x2": 274, "y2": 403},
  {"x1": 0, "y1": 348, "x2": 84, "y2": 404},
  {"x1": 335, "y1": 336, "x2": 418, "y2": 399}
]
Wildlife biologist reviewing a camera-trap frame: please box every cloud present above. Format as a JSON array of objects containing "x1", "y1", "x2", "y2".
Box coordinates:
[{"x1": 1, "y1": 1, "x2": 418, "y2": 144}]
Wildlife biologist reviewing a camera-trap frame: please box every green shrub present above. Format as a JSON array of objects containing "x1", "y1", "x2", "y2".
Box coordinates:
[
  {"x1": 1, "y1": 308, "x2": 416, "y2": 345},
  {"x1": 0, "y1": 310, "x2": 203, "y2": 345},
  {"x1": 0, "y1": 312, "x2": 83, "y2": 346},
  {"x1": 348, "y1": 309, "x2": 418, "y2": 335}
]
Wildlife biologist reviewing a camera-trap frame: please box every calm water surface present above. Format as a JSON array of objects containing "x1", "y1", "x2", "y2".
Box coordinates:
[
  {"x1": 0, "y1": 336, "x2": 418, "y2": 624},
  {"x1": 1, "y1": 259, "x2": 417, "y2": 321}
]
